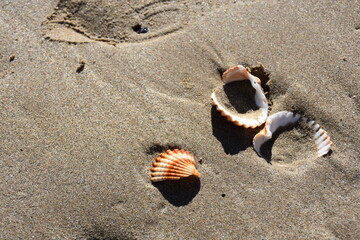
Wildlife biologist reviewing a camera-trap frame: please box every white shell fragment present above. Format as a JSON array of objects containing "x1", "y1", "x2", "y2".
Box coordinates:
[
  {"x1": 150, "y1": 149, "x2": 201, "y2": 182},
  {"x1": 253, "y1": 111, "x2": 333, "y2": 158},
  {"x1": 253, "y1": 111, "x2": 301, "y2": 157},
  {"x1": 301, "y1": 117, "x2": 333, "y2": 157},
  {"x1": 211, "y1": 65, "x2": 268, "y2": 128}
]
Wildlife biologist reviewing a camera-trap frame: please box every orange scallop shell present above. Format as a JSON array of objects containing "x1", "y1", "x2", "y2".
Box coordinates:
[{"x1": 150, "y1": 149, "x2": 201, "y2": 182}]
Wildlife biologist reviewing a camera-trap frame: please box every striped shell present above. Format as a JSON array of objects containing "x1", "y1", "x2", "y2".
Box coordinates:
[
  {"x1": 150, "y1": 149, "x2": 201, "y2": 182},
  {"x1": 211, "y1": 65, "x2": 268, "y2": 128},
  {"x1": 301, "y1": 116, "x2": 333, "y2": 157},
  {"x1": 253, "y1": 111, "x2": 333, "y2": 158}
]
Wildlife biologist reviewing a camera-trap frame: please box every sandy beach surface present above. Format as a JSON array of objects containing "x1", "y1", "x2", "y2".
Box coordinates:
[{"x1": 1, "y1": 0, "x2": 359, "y2": 239}]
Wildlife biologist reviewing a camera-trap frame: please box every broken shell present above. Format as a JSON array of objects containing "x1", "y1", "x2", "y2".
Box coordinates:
[
  {"x1": 253, "y1": 111, "x2": 301, "y2": 157},
  {"x1": 211, "y1": 65, "x2": 268, "y2": 128},
  {"x1": 150, "y1": 149, "x2": 201, "y2": 182},
  {"x1": 253, "y1": 111, "x2": 333, "y2": 158},
  {"x1": 301, "y1": 117, "x2": 333, "y2": 157}
]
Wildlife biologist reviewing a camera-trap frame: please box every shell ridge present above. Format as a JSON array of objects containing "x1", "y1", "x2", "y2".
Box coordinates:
[
  {"x1": 155, "y1": 158, "x2": 194, "y2": 171},
  {"x1": 151, "y1": 163, "x2": 194, "y2": 173},
  {"x1": 152, "y1": 165, "x2": 194, "y2": 173},
  {"x1": 151, "y1": 176, "x2": 180, "y2": 182},
  {"x1": 151, "y1": 172, "x2": 190, "y2": 178},
  {"x1": 152, "y1": 162, "x2": 193, "y2": 171},
  {"x1": 150, "y1": 167, "x2": 194, "y2": 176},
  {"x1": 315, "y1": 131, "x2": 328, "y2": 144}
]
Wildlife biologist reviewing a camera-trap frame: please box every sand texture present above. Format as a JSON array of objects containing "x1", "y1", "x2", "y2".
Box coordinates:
[{"x1": 1, "y1": 0, "x2": 359, "y2": 239}]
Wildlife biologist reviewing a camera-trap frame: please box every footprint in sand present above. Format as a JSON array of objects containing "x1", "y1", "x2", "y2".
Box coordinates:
[{"x1": 43, "y1": 0, "x2": 235, "y2": 44}]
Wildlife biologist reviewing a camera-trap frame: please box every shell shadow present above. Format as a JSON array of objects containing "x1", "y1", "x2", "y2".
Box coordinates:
[
  {"x1": 152, "y1": 176, "x2": 201, "y2": 207},
  {"x1": 257, "y1": 135, "x2": 276, "y2": 164},
  {"x1": 211, "y1": 107, "x2": 261, "y2": 155}
]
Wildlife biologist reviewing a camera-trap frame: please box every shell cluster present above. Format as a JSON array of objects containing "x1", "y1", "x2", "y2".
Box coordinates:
[
  {"x1": 149, "y1": 65, "x2": 334, "y2": 182},
  {"x1": 212, "y1": 65, "x2": 333, "y2": 159},
  {"x1": 150, "y1": 149, "x2": 201, "y2": 182}
]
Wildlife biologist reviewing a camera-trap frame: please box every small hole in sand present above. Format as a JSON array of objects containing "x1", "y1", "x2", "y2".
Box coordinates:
[{"x1": 132, "y1": 24, "x2": 149, "y2": 34}]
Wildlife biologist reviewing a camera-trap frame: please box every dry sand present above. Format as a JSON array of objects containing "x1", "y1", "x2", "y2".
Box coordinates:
[{"x1": 1, "y1": 0, "x2": 359, "y2": 239}]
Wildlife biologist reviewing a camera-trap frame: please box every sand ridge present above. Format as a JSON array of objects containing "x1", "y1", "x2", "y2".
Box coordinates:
[{"x1": 43, "y1": 0, "x2": 237, "y2": 44}]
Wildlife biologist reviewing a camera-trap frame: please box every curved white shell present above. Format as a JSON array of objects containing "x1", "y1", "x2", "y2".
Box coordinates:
[
  {"x1": 253, "y1": 111, "x2": 301, "y2": 156},
  {"x1": 150, "y1": 149, "x2": 201, "y2": 182},
  {"x1": 301, "y1": 117, "x2": 333, "y2": 157},
  {"x1": 253, "y1": 111, "x2": 333, "y2": 158},
  {"x1": 211, "y1": 65, "x2": 268, "y2": 128}
]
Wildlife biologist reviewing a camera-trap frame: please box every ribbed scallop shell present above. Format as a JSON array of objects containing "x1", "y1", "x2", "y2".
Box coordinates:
[
  {"x1": 253, "y1": 111, "x2": 333, "y2": 158},
  {"x1": 150, "y1": 149, "x2": 201, "y2": 182},
  {"x1": 211, "y1": 65, "x2": 268, "y2": 128}
]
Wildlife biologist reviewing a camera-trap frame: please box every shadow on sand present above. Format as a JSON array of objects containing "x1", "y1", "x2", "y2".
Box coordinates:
[
  {"x1": 211, "y1": 107, "x2": 261, "y2": 155},
  {"x1": 152, "y1": 176, "x2": 201, "y2": 207}
]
